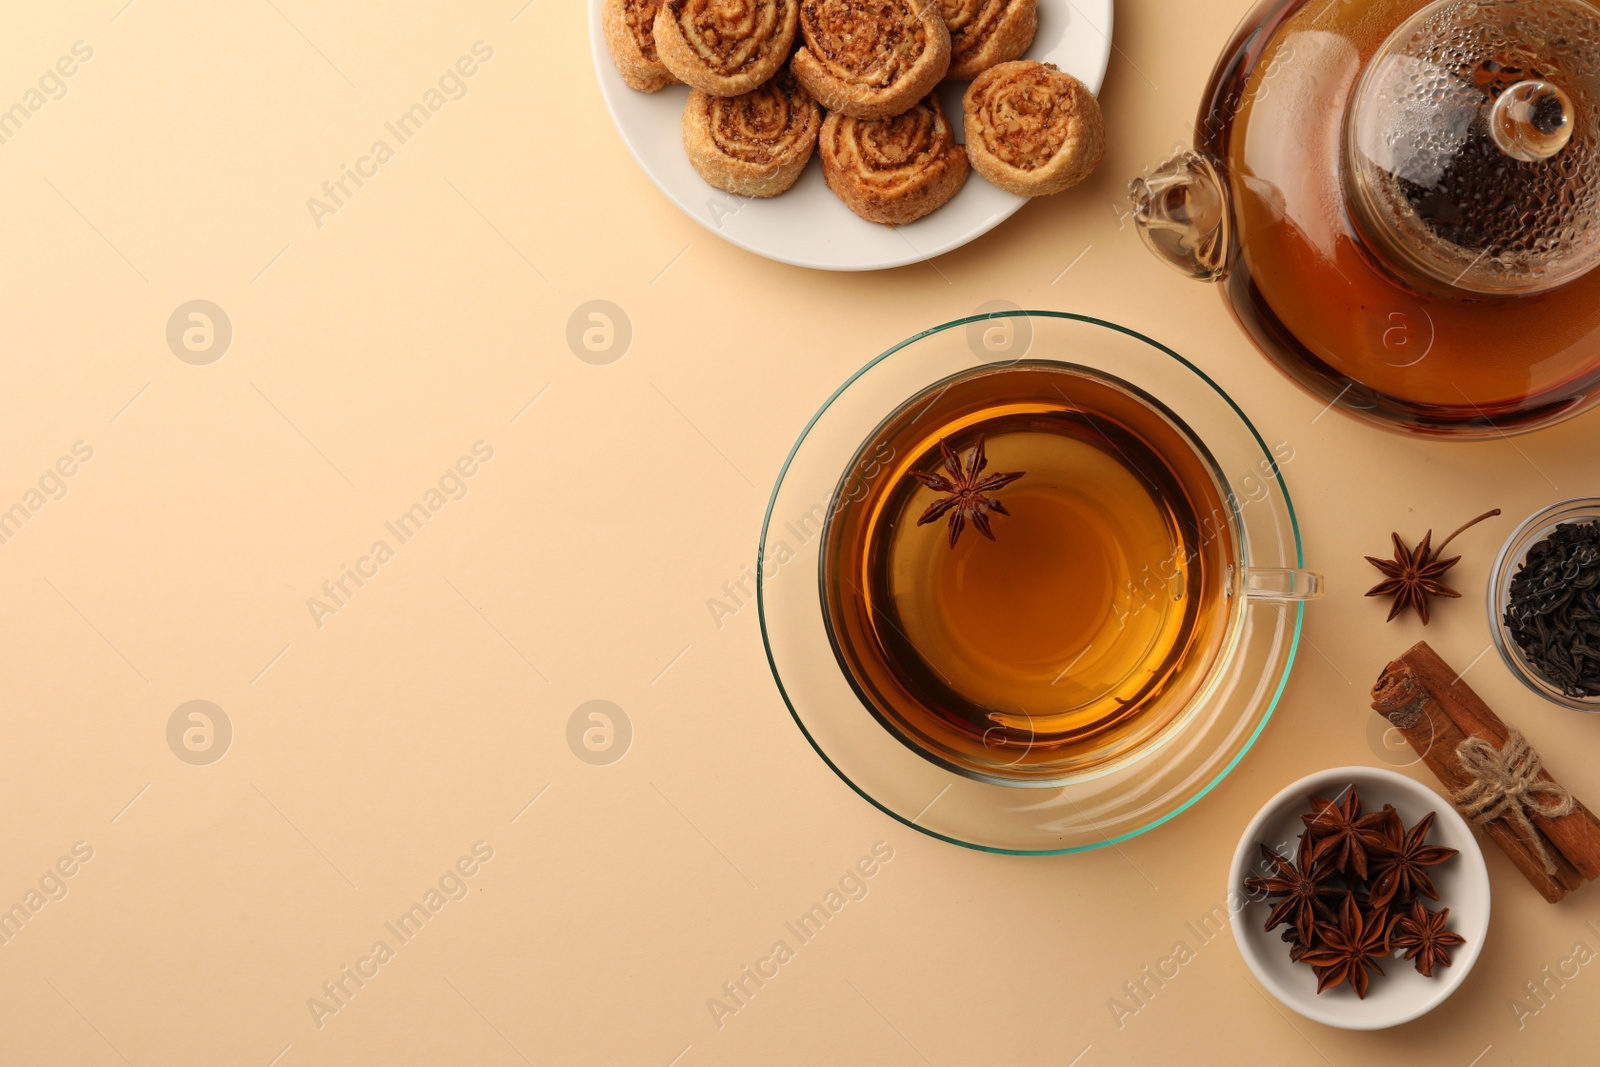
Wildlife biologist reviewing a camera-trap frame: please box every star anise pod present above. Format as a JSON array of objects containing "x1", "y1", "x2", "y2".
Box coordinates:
[
  {"x1": 1300, "y1": 786, "x2": 1395, "y2": 880},
  {"x1": 1299, "y1": 896, "x2": 1396, "y2": 999},
  {"x1": 910, "y1": 436, "x2": 1024, "y2": 548},
  {"x1": 1367, "y1": 811, "x2": 1459, "y2": 908},
  {"x1": 1281, "y1": 922, "x2": 1324, "y2": 963},
  {"x1": 1390, "y1": 900, "x2": 1466, "y2": 978},
  {"x1": 1364, "y1": 509, "x2": 1500, "y2": 624},
  {"x1": 1244, "y1": 835, "x2": 1345, "y2": 943}
]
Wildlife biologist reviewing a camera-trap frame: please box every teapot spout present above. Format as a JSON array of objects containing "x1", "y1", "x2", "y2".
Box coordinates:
[{"x1": 1129, "y1": 150, "x2": 1232, "y2": 282}]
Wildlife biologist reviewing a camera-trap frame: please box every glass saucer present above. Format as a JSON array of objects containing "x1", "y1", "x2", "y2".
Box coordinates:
[{"x1": 759, "y1": 313, "x2": 1306, "y2": 854}]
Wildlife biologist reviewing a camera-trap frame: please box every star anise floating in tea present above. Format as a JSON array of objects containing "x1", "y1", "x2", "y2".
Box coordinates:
[
  {"x1": 1364, "y1": 509, "x2": 1500, "y2": 624},
  {"x1": 910, "y1": 436, "x2": 1024, "y2": 548},
  {"x1": 1243, "y1": 784, "x2": 1464, "y2": 999}
]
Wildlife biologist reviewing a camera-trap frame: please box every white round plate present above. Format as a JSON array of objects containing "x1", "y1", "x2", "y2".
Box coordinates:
[
  {"x1": 1228, "y1": 767, "x2": 1491, "y2": 1031},
  {"x1": 588, "y1": 1, "x2": 1114, "y2": 271}
]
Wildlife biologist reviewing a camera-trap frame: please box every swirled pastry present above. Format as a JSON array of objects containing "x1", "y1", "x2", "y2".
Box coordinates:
[
  {"x1": 820, "y1": 94, "x2": 969, "y2": 224},
  {"x1": 654, "y1": 0, "x2": 799, "y2": 97},
  {"x1": 792, "y1": 0, "x2": 951, "y2": 119},
  {"x1": 683, "y1": 71, "x2": 822, "y2": 197},
  {"x1": 962, "y1": 61, "x2": 1105, "y2": 196},
  {"x1": 941, "y1": 0, "x2": 1038, "y2": 80},
  {"x1": 603, "y1": 0, "x2": 678, "y2": 92}
]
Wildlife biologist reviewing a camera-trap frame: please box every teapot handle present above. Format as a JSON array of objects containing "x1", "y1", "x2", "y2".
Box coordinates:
[{"x1": 1128, "y1": 150, "x2": 1232, "y2": 282}]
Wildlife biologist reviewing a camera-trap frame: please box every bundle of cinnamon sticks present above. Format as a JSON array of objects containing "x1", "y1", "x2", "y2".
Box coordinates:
[{"x1": 1371, "y1": 642, "x2": 1600, "y2": 903}]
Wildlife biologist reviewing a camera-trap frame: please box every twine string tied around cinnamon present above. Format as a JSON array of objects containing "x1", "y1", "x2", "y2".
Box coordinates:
[{"x1": 1451, "y1": 726, "x2": 1576, "y2": 875}]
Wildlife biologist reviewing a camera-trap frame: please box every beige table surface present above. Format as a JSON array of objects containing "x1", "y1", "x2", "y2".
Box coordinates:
[{"x1": 4, "y1": 1, "x2": 1599, "y2": 1064}]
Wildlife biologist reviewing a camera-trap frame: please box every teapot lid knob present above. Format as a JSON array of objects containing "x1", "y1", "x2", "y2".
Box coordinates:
[{"x1": 1490, "y1": 79, "x2": 1574, "y2": 162}]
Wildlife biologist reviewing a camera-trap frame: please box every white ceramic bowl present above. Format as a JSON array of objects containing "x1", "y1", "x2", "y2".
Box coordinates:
[{"x1": 1228, "y1": 766, "x2": 1490, "y2": 1030}]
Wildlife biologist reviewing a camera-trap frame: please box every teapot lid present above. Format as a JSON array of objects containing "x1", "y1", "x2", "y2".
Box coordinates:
[{"x1": 1345, "y1": 0, "x2": 1600, "y2": 295}]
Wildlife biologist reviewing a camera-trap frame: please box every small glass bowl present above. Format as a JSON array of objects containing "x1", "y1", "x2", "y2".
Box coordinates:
[{"x1": 1488, "y1": 498, "x2": 1600, "y2": 712}]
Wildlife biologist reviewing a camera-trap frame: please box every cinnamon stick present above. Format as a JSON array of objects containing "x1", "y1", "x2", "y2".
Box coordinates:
[
  {"x1": 1372, "y1": 657, "x2": 1580, "y2": 903},
  {"x1": 1397, "y1": 642, "x2": 1600, "y2": 882}
]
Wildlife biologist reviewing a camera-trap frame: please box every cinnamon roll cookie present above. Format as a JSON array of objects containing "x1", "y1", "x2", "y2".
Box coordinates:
[
  {"x1": 683, "y1": 71, "x2": 822, "y2": 197},
  {"x1": 654, "y1": 0, "x2": 799, "y2": 97},
  {"x1": 962, "y1": 61, "x2": 1105, "y2": 196},
  {"x1": 603, "y1": 0, "x2": 678, "y2": 92},
  {"x1": 792, "y1": 0, "x2": 951, "y2": 119},
  {"x1": 820, "y1": 94, "x2": 969, "y2": 225},
  {"x1": 941, "y1": 0, "x2": 1038, "y2": 80}
]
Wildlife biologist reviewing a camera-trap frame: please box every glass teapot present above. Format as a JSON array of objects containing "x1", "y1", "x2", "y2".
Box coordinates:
[{"x1": 1129, "y1": 0, "x2": 1600, "y2": 436}]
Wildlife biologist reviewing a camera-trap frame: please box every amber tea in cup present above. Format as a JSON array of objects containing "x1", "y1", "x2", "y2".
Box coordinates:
[{"x1": 821, "y1": 362, "x2": 1240, "y2": 783}]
